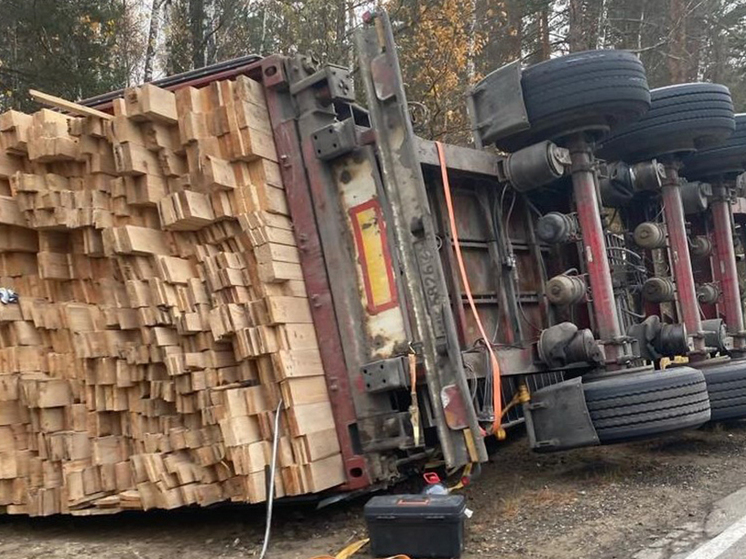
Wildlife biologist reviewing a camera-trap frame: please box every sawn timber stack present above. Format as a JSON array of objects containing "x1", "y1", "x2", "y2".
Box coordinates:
[{"x1": 0, "y1": 77, "x2": 344, "y2": 516}]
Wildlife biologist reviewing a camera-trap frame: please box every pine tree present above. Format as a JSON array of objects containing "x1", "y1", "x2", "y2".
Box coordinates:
[{"x1": 0, "y1": 0, "x2": 138, "y2": 110}]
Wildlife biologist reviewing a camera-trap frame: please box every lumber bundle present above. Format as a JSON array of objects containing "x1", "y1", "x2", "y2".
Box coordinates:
[{"x1": 0, "y1": 77, "x2": 345, "y2": 516}]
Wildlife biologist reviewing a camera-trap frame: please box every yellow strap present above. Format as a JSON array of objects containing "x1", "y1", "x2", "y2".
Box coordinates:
[
  {"x1": 435, "y1": 141, "x2": 503, "y2": 435},
  {"x1": 448, "y1": 462, "x2": 474, "y2": 491},
  {"x1": 309, "y1": 538, "x2": 411, "y2": 559},
  {"x1": 336, "y1": 538, "x2": 370, "y2": 559},
  {"x1": 408, "y1": 352, "x2": 421, "y2": 447}
]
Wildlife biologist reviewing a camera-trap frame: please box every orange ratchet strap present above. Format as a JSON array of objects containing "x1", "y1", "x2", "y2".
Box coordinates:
[{"x1": 435, "y1": 141, "x2": 503, "y2": 435}]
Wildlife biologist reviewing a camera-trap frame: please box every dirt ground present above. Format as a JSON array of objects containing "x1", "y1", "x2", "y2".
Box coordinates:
[{"x1": 2, "y1": 422, "x2": 746, "y2": 559}]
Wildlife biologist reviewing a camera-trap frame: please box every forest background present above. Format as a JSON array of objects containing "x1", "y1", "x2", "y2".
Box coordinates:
[{"x1": 1, "y1": 0, "x2": 744, "y2": 144}]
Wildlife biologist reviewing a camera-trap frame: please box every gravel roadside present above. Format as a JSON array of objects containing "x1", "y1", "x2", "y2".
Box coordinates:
[{"x1": 2, "y1": 422, "x2": 746, "y2": 559}]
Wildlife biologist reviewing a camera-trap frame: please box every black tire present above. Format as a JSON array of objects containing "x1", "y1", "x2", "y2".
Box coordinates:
[
  {"x1": 583, "y1": 367, "x2": 711, "y2": 443},
  {"x1": 598, "y1": 83, "x2": 736, "y2": 163},
  {"x1": 682, "y1": 114, "x2": 746, "y2": 180},
  {"x1": 700, "y1": 359, "x2": 746, "y2": 421},
  {"x1": 494, "y1": 50, "x2": 651, "y2": 152}
]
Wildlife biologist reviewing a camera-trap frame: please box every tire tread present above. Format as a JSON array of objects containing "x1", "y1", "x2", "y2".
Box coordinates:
[{"x1": 582, "y1": 367, "x2": 711, "y2": 443}]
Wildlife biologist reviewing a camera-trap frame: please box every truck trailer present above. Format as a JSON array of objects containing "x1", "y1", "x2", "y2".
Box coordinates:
[{"x1": 0, "y1": 10, "x2": 743, "y2": 515}]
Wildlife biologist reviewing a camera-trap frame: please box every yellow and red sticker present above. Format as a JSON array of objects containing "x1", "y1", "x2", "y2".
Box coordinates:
[{"x1": 349, "y1": 199, "x2": 398, "y2": 314}]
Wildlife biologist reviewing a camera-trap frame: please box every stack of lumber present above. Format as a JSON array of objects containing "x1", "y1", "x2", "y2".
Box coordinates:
[{"x1": 0, "y1": 77, "x2": 345, "y2": 516}]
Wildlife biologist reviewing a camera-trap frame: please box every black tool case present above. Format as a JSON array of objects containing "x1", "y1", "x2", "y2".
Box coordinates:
[{"x1": 364, "y1": 494, "x2": 466, "y2": 558}]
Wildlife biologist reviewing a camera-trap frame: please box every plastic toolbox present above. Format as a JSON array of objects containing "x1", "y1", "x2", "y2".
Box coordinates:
[{"x1": 364, "y1": 494, "x2": 466, "y2": 558}]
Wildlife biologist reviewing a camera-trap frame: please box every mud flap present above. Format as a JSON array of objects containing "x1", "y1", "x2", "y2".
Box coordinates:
[
  {"x1": 523, "y1": 376, "x2": 600, "y2": 452},
  {"x1": 467, "y1": 60, "x2": 530, "y2": 146}
]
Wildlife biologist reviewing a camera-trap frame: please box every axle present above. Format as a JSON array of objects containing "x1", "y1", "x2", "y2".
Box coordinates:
[
  {"x1": 568, "y1": 134, "x2": 626, "y2": 366},
  {"x1": 711, "y1": 183, "x2": 746, "y2": 353},
  {"x1": 660, "y1": 164, "x2": 707, "y2": 356}
]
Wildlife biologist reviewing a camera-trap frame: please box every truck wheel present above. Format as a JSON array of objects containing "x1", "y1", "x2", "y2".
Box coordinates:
[
  {"x1": 583, "y1": 367, "x2": 711, "y2": 443},
  {"x1": 495, "y1": 50, "x2": 650, "y2": 152},
  {"x1": 700, "y1": 359, "x2": 746, "y2": 421},
  {"x1": 598, "y1": 83, "x2": 735, "y2": 163},
  {"x1": 683, "y1": 114, "x2": 746, "y2": 180}
]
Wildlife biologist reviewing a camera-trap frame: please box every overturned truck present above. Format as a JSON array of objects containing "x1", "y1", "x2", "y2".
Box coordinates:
[{"x1": 0, "y1": 10, "x2": 743, "y2": 515}]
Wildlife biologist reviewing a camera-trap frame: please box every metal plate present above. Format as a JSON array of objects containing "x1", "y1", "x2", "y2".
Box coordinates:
[
  {"x1": 324, "y1": 65, "x2": 355, "y2": 102},
  {"x1": 362, "y1": 357, "x2": 409, "y2": 393},
  {"x1": 441, "y1": 384, "x2": 469, "y2": 429},
  {"x1": 312, "y1": 120, "x2": 357, "y2": 161}
]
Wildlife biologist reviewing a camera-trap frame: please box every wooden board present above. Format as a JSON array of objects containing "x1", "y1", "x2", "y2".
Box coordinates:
[{"x1": 29, "y1": 90, "x2": 113, "y2": 121}]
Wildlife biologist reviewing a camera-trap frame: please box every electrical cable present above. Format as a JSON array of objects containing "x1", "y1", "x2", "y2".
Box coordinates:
[
  {"x1": 606, "y1": 246, "x2": 644, "y2": 260},
  {"x1": 620, "y1": 307, "x2": 647, "y2": 319},
  {"x1": 482, "y1": 350, "x2": 494, "y2": 420},
  {"x1": 517, "y1": 298, "x2": 543, "y2": 332},
  {"x1": 505, "y1": 189, "x2": 518, "y2": 233},
  {"x1": 494, "y1": 185, "x2": 540, "y2": 335},
  {"x1": 258, "y1": 398, "x2": 284, "y2": 559},
  {"x1": 463, "y1": 360, "x2": 479, "y2": 405},
  {"x1": 524, "y1": 196, "x2": 543, "y2": 217}
]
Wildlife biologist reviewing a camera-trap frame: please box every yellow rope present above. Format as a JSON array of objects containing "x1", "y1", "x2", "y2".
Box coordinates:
[{"x1": 309, "y1": 538, "x2": 411, "y2": 559}]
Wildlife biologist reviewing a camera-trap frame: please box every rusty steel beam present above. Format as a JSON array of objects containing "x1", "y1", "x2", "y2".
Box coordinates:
[
  {"x1": 260, "y1": 56, "x2": 371, "y2": 489},
  {"x1": 711, "y1": 183, "x2": 746, "y2": 352},
  {"x1": 416, "y1": 138, "x2": 503, "y2": 178}
]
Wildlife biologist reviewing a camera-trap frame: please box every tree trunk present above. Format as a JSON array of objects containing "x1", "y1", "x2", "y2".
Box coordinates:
[
  {"x1": 705, "y1": 0, "x2": 727, "y2": 83},
  {"x1": 668, "y1": 0, "x2": 687, "y2": 83},
  {"x1": 685, "y1": 0, "x2": 705, "y2": 81},
  {"x1": 568, "y1": 0, "x2": 605, "y2": 52},
  {"x1": 505, "y1": 0, "x2": 523, "y2": 61},
  {"x1": 334, "y1": 0, "x2": 346, "y2": 63},
  {"x1": 636, "y1": 0, "x2": 646, "y2": 52},
  {"x1": 347, "y1": 0, "x2": 356, "y2": 69},
  {"x1": 144, "y1": 0, "x2": 165, "y2": 82},
  {"x1": 466, "y1": 0, "x2": 478, "y2": 83},
  {"x1": 596, "y1": 0, "x2": 608, "y2": 48},
  {"x1": 120, "y1": 0, "x2": 135, "y2": 86},
  {"x1": 568, "y1": 0, "x2": 585, "y2": 51},
  {"x1": 204, "y1": 0, "x2": 216, "y2": 66},
  {"x1": 259, "y1": 3, "x2": 269, "y2": 55},
  {"x1": 540, "y1": 6, "x2": 551, "y2": 60},
  {"x1": 189, "y1": 0, "x2": 206, "y2": 69}
]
